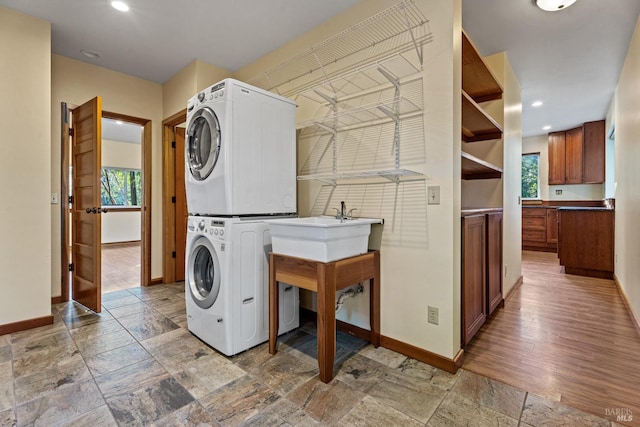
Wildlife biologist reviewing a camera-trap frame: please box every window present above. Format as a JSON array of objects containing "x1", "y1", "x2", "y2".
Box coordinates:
[
  {"x1": 522, "y1": 153, "x2": 540, "y2": 199},
  {"x1": 101, "y1": 168, "x2": 142, "y2": 206}
]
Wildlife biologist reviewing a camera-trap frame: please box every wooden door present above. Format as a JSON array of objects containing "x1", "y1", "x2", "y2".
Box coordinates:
[
  {"x1": 548, "y1": 131, "x2": 566, "y2": 185},
  {"x1": 461, "y1": 215, "x2": 486, "y2": 345},
  {"x1": 174, "y1": 127, "x2": 187, "y2": 281},
  {"x1": 565, "y1": 126, "x2": 583, "y2": 184},
  {"x1": 582, "y1": 120, "x2": 605, "y2": 184},
  {"x1": 71, "y1": 97, "x2": 103, "y2": 312}
]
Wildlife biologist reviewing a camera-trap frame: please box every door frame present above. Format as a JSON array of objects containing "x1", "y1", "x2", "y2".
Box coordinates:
[
  {"x1": 61, "y1": 106, "x2": 153, "y2": 301},
  {"x1": 162, "y1": 109, "x2": 187, "y2": 283}
]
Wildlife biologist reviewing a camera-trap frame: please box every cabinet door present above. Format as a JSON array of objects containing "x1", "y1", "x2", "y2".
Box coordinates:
[
  {"x1": 462, "y1": 215, "x2": 486, "y2": 345},
  {"x1": 565, "y1": 127, "x2": 583, "y2": 184},
  {"x1": 486, "y1": 212, "x2": 503, "y2": 316},
  {"x1": 583, "y1": 120, "x2": 605, "y2": 184},
  {"x1": 548, "y1": 132, "x2": 566, "y2": 185},
  {"x1": 546, "y1": 208, "x2": 558, "y2": 245}
]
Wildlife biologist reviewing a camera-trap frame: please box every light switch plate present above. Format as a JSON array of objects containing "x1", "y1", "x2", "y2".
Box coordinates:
[
  {"x1": 51, "y1": 193, "x2": 58, "y2": 204},
  {"x1": 427, "y1": 186, "x2": 440, "y2": 205}
]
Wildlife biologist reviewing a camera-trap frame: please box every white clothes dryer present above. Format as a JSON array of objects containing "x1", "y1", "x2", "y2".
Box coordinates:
[
  {"x1": 185, "y1": 216, "x2": 299, "y2": 356},
  {"x1": 185, "y1": 79, "x2": 297, "y2": 216}
]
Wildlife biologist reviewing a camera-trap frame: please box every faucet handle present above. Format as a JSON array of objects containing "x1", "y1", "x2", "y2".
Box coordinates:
[
  {"x1": 332, "y1": 207, "x2": 341, "y2": 218},
  {"x1": 347, "y1": 208, "x2": 357, "y2": 219}
]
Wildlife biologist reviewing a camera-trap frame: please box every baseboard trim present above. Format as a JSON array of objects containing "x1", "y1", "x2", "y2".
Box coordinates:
[
  {"x1": 51, "y1": 296, "x2": 63, "y2": 304},
  {"x1": 149, "y1": 278, "x2": 163, "y2": 286},
  {"x1": 299, "y1": 307, "x2": 463, "y2": 374},
  {"x1": 0, "y1": 315, "x2": 54, "y2": 336},
  {"x1": 504, "y1": 275, "x2": 524, "y2": 303},
  {"x1": 380, "y1": 335, "x2": 463, "y2": 374},
  {"x1": 614, "y1": 274, "x2": 640, "y2": 338},
  {"x1": 300, "y1": 307, "x2": 374, "y2": 343}
]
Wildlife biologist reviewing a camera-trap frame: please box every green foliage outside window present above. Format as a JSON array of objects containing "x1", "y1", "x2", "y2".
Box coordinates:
[
  {"x1": 101, "y1": 168, "x2": 142, "y2": 206},
  {"x1": 522, "y1": 154, "x2": 540, "y2": 199}
]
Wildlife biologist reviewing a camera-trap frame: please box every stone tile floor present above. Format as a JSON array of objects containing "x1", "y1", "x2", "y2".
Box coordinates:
[{"x1": 0, "y1": 283, "x2": 624, "y2": 426}]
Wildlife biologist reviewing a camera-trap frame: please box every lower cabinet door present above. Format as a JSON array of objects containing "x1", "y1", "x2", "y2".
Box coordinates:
[
  {"x1": 486, "y1": 212, "x2": 503, "y2": 315},
  {"x1": 461, "y1": 215, "x2": 487, "y2": 346}
]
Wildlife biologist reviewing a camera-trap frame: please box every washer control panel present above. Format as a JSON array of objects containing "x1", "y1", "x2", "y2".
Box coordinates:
[{"x1": 189, "y1": 218, "x2": 225, "y2": 240}]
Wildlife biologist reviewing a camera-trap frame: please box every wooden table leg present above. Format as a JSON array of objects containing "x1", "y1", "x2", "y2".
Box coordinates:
[
  {"x1": 269, "y1": 253, "x2": 279, "y2": 354},
  {"x1": 370, "y1": 251, "x2": 380, "y2": 347},
  {"x1": 317, "y1": 262, "x2": 336, "y2": 383}
]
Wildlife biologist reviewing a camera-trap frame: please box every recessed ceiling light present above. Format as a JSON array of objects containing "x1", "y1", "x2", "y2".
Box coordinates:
[
  {"x1": 532, "y1": 101, "x2": 543, "y2": 107},
  {"x1": 534, "y1": 0, "x2": 577, "y2": 12},
  {"x1": 80, "y1": 49, "x2": 101, "y2": 59},
  {"x1": 543, "y1": 125, "x2": 551, "y2": 130},
  {"x1": 111, "y1": 1, "x2": 130, "y2": 12}
]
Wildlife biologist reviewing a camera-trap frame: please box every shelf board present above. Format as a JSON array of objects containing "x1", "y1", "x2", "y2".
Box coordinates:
[
  {"x1": 461, "y1": 151, "x2": 502, "y2": 180},
  {"x1": 462, "y1": 90, "x2": 503, "y2": 142},
  {"x1": 298, "y1": 168, "x2": 424, "y2": 185},
  {"x1": 462, "y1": 31, "x2": 503, "y2": 103}
]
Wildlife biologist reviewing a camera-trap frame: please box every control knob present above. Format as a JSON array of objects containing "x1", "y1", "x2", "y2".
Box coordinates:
[{"x1": 198, "y1": 220, "x2": 205, "y2": 231}]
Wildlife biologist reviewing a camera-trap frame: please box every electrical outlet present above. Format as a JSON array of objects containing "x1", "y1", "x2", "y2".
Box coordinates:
[
  {"x1": 51, "y1": 193, "x2": 58, "y2": 204},
  {"x1": 427, "y1": 186, "x2": 440, "y2": 205},
  {"x1": 427, "y1": 306, "x2": 439, "y2": 325},
  {"x1": 555, "y1": 189, "x2": 563, "y2": 195}
]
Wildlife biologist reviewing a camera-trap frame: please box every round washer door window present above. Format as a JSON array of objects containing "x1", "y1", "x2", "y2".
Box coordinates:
[
  {"x1": 186, "y1": 106, "x2": 221, "y2": 181},
  {"x1": 187, "y1": 237, "x2": 221, "y2": 309}
]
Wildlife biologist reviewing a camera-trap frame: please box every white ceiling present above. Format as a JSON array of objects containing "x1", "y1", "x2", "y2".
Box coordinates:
[{"x1": 2, "y1": 0, "x2": 638, "y2": 138}]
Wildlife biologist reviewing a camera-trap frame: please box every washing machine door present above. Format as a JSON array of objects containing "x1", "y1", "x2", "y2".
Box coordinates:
[
  {"x1": 186, "y1": 106, "x2": 221, "y2": 181},
  {"x1": 187, "y1": 236, "x2": 221, "y2": 309}
]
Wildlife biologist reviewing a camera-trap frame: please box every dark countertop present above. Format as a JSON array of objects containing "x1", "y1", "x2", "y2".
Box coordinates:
[
  {"x1": 556, "y1": 207, "x2": 614, "y2": 211},
  {"x1": 461, "y1": 208, "x2": 503, "y2": 217}
]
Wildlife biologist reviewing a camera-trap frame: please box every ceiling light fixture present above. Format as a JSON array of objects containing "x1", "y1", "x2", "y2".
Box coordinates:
[
  {"x1": 532, "y1": 101, "x2": 543, "y2": 107},
  {"x1": 111, "y1": 1, "x2": 130, "y2": 12},
  {"x1": 543, "y1": 125, "x2": 552, "y2": 130},
  {"x1": 80, "y1": 49, "x2": 101, "y2": 59},
  {"x1": 534, "y1": 0, "x2": 577, "y2": 12}
]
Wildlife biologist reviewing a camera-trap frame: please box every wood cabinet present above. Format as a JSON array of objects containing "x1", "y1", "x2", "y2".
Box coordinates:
[
  {"x1": 558, "y1": 208, "x2": 614, "y2": 279},
  {"x1": 522, "y1": 207, "x2": 557, "y2": 252},
  {"x1": 462, "y1": 214, "x2": 486, "y2": 346},
  {"x1": 548, "y1": 120, "x2": 605, "y2": 185},
  {"x1": 548, "y1": 132, "x2": 566, "y2": 185},
  {"x1": 460, "y1": 31, "x2": 503, "y2": 180},
  {"x1": 583, "y1": 120, "x2": 606, "y2": 184},
  {"x1": 486, "y1": 212, "x2": 503, "y2": 316},
  {"x1": 461, "y1": 210, "x2": 503, "y2": 346}
]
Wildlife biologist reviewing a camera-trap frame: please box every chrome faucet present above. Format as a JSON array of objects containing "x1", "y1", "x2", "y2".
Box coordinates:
[{"x1": 333, "y1": 201, "x2": 357, "y2": 222}]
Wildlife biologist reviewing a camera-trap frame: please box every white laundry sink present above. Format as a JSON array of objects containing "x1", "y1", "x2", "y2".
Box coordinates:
[{"x1": 265, "y1": 216, "x2": 383, "y2": 262}]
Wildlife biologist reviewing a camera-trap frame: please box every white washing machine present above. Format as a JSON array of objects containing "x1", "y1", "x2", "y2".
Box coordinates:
[
  {"x1": 185, "y1": 216, "x2": 299, "y2": 356},
  {"x1": 185, "y1": 78, "x2": 297, "y2": 216}
]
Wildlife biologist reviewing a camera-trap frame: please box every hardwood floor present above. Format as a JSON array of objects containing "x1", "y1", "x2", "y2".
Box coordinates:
[
  {"x1": 464, "y1": 250, "x2": 640, "y2": 425},
  {"x1": 101, "y1": 242, "x2": 140, "y2": 293}
]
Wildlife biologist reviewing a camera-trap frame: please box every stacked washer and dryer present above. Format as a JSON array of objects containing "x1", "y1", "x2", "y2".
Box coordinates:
[{"x1": 184, "y1": 79, "x2": 299, "y2": 356}]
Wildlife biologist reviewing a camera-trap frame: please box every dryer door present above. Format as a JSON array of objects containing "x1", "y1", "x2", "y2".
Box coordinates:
[
  {"x1": 187, "y1": 236, "x2": 221, "y2": 309},
  {"x1": 186, "y1": 106, "x2": 221, "y2": 181}
]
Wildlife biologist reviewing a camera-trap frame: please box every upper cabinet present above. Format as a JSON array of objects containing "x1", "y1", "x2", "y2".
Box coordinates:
[
  {"x1": 461, "y1": 31, "x2": 503, "y2": 179},
  {"x1": 548, "y1": 120, "x2": 605, "y2": 185}
]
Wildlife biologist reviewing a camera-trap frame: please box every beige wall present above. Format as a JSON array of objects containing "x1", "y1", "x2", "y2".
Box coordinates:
[
  {"x1": 522, "y1": 135, "x2": 605, "y2": 201},
  {"x1": 51, "y1": 55, "x2": 164, "y2": 297},
  {"x1": 0, "y1": 7, "x2": 51, "y2": 324},
  {"x1": 235, "y1": 0, "x2": 464, "y2": 359},
  {"x1": 613, "y1": 17, "x2": 640, "y2": 322},
  {"x1": 162, "y1": 60, "x2": 231, "y2": 118}
]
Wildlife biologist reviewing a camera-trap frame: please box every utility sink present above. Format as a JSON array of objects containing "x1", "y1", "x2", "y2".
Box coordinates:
[{"x1": 266, "y1": 216, "x2": 383, "y2": 262}]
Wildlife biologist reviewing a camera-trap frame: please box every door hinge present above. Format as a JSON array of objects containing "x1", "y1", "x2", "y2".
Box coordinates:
[
  {"x1": 171, "y1": 196, "x2": 176, "y2": 204},
  {"x1": 68, "y1": 128, "x2": 74, "y2": 137},
  {"x1": 68, "y1": 263, "x2": 73, "y2": 272},
  {"x1": 68, "y1": 195, "x2": 73, "y2": 204},
  {"x1": 172, "y1": 251, "x2": 176, "y2": 258},
  {"x1": 171, "y1": 141, "x2": 176, "y2": 149}
]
